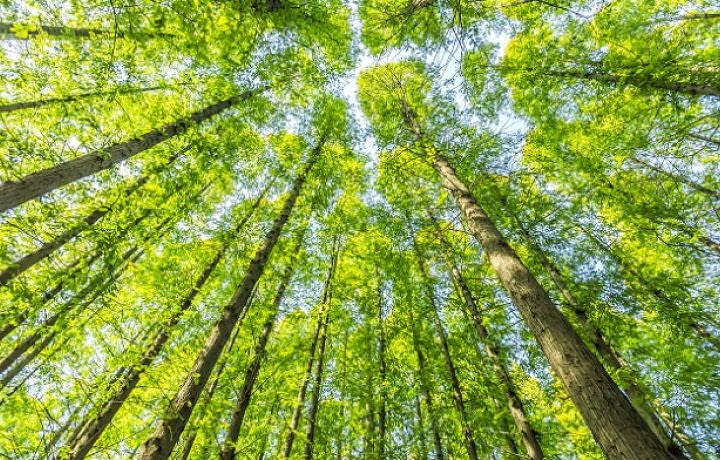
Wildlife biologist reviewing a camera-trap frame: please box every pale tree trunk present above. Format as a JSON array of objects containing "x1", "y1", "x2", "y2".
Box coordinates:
[
  {"x1": 219, "y1": 226, "x2": 307, "y2": 460},
  {"x1": 0, "y1": 87, "x2": 264, "y2": 213},
  {"x1": 510, "y1": 212, "x2": 702, "y2": 459},
  {"x1": 137, "y1": 145, "x2": 320, "y2": 460},
  {"x1": 412, "y1": 242, "x2": 480, "y2": 460},
  {"x1": 0, "y1": 85, "x2": 165, "y2": 113},
  {"x1": 400, "y1": 101, "x2": 676, "y2": 460},
  {"x1": 0, "y1": 150, "x2": 184, "y2": 288},
  {"x1": 62, "y1": 186, "x2": 269, "y2": 460},
  {"x1": 0, "y1": 22, "x2": 174, "y2": 40},
  {"x1": 282, "y1": 242, "x2": 338, "y2": 458},
  {"x1": 433, "y1": 224, "x2": 544, "y2": 460},
  {"x1": 408, "y1": 308, "x2": 444, "y2": 460}
]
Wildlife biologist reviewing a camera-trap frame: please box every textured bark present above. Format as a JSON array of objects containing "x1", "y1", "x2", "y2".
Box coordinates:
[
  {"x1": 138, "y1": 147, "x2": 319, "y2": 460},
  {"x1": 0, "y1": 22, "x2": 174, "y2": 40},
  {"x1": 546, "y1": 69, "x2": 720, "y2": 98},
  {"x1": 0, "y1": 151, "x2": 182, "y2": 288},
  {"x1": 512, "y1": 215, "x2": 702, "y2": 458},
  {"x1": 0, "y1": 86, "x2": 164, "y2": 113},
  {"x1": 219, "y1": 227, "x2": 307, "y2": 460},
  {"x1": 0, "y1": 87, "x2": 264, "y2": 213},
  {"x1": 62, "y1": 187, "x2": 267, "y2": 460},
  {"x1": 282, "y1": 244, "x2": 337, "y2": 458},
  {"x1": 409, "y1": 308, "x2": 444, "y2": 460},
  {"x1": 398, "y1": 100, "x2": 673, "y2": 459},
  {"x1": 413, "y1": 244, "x2": 479, "y2": 460}
]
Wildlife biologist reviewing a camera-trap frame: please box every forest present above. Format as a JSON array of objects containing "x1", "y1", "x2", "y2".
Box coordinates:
[{"x1": 0, "y1": 0, "x2": 718, "y2": 458}]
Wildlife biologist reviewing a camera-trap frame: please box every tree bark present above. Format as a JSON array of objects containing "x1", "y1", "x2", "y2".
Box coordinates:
[
  {"x1": 219, "y1": 226, "x2": 307, "y2": 460},
  {"x1": 0, "y1": 87, "x2": 264, "y2": 213},
  {"x1": 376, "y1": 276, "x2": 388, "y2": 460},
  {"x1": 0, "y1": 151, "x2": 183, "y2": 288},
  {"x1": 0, "y1": 86, "x2": 164, "y2": 113},
  {"x1": 62, "y1": 186, "x2": 268, "y2": 460},
  {"x1": 0, "y1": 22, "x2": 174, "y2": 40},
  {"x1": 137, "y1": 145, "x2": 320, "y2": 460},
  {"x1": 282, "y1": 241, "x2": 338, "y2": 458}
]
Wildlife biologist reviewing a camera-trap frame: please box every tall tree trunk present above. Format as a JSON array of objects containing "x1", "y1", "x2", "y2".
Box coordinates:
[
  {"x1": 400, "y1": 101, "x2": 677, "y2": 460},
  {"x1": 62, "y1": 186, "x2": 268, "y2": 460},
  {"x1": 545, "y1": 69, "x2": 720, "y2": 98},
  {"x1": 412, "y1": 242, "x2": 480, "y2": 460},
  {"x1": 413, "y1": 393, "x2": 429, "y2": 460},
  {"x1": 510, "y1": 212, "x2": 701, "y2": 458},
  {"x1": 0, "y1": 87, "x2": 264, "y2": 213},
  {"x1": 0, "y1": 150, "x2": 184, "y2": 288},
  {"x1": 219, "y1": 226, "x2": 307, "y2": 460},
  {"x1": 303, "y1": 292, "x2": 332, "y2": 460},
  {"x1": 0, "y1": 85, "x2": 165, "y2": 113},
  {"x1": 137, "y1": 145, "x2": 320, "y2": 460},
  {"x1": 376, "y1": 275, "x2": 388, "y2": 460},
  {"x1": 282, "y1": 241, "x2": 338, "y2": 458},
  {"x1": 0, "y1": 22, "x2": 174, "y2": 40},
  {"x1": 433, "y1": 224, "x2": 545, "y2": 460},
  {"x1": 408, "y1": 308, "x2": 444, "y2": 460}
]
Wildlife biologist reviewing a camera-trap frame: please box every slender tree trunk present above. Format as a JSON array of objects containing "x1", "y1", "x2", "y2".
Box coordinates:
[
  {"x1": 62, "y1": 187, "x2": 268, "y2": 460},
  {"x1": 376, "y1": 276, "x2": 388, "y2": 460},
  {"x1": 413, "y1": 393, "x2": 429, "y2": 460},
  {"x1": 0, "y1": 86, "x2": 165, "y2": 113},
  {"x1": 0, "y1": 87, "x2": 264, "y2": 213},
  {"x1": 626, "y1": 157, "x2": 719, "y2": 200},
  {"x1": 511, "y1": 214, "x2": 701, "y2": 458},
  {"x1": 0, "y1": 22, "x2": 174, "y2": 40},
  {"x1": 412, "y1": 243, "x2": 480, "y2": 460},
  {"x1": 0, "y1": 151, "x2": 183, "y2": 288},
  {"x1": 303, "y1": 295, "x2": 331, "y2": 460},
  {"x1": 219, "y1": 227, "x2": 307, "y2": 460},
  {"x1": 408, "y1": 309, "x2": 444, "y2": 460},
  {"x1": 401, "y1": 101, "x2": 676, "y2": 460},
  {"x1": 282, "y1": 241, "x2": 337, "y2": 458},
  {"x1": 137, "y1": 146, "x2": 320, "y2": 460},
  {"x1": 545, "y1": 69, "x2": 720, "y2": 98}
]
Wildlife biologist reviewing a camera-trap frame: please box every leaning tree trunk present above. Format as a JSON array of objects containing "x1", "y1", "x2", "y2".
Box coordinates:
[
  {"x1": 510, "y1": 211, "x2": 701, "y2": 459},
  {"x1": 62, "y1": 186, "x2": 268, "y2": 460},
  {"x1": 219, "y1": 227, "x2": 307, "y2": 460},
  {"x1": 0, "y1": 87, "x2": 264, "y2": 213},
  {"x1": 401, "y1": 99, "x2": 676, "y2": 460},
  {"x1": 0, "y1": 22, "x2": 174, "y2": 40},
  {"x1": 0, "y1": 150, "x2": 184, "y2": 288},
  {"x1": 137, "y1": 145, "x2": 320, "y2": 460},
  {"x1": 0, "y1": 85, "x2": 165, "y2": 113},
  {"x1": 303, "y1": 296, "x2": 331, "y2": 460},
  {"x1": 413, "y1": 243, "x2": 479, "y2": 460},
  {"x1": 282, "y1": 243, "x2": 338, "y2": 458},
  {"x1": 408, "y1": 308, "x2": 445, "y2": 460}
]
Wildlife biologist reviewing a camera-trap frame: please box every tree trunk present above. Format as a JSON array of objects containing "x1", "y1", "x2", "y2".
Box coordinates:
[
  {"x1": 137, "y1": 146, "x2": 320, "y2": 460},
  {"x1": 0, "y1": 22, "x2": 174, "y2": 40},
  {"x1": 282, "y1": 240, "x2": 338, "y2": 458},
  {"x1": 62, "y1": 187, "x2": 268, "y2": 460},
  {"x1": 219, "y1": 227, "x2": 307, "y2": 460},
  {"x1": 408, "y1": 308, "x2": 444, "y2": 460},
  {"x1": 303, "y1": 294, "x2": 331, "y2": 460},
  {"x1": 688, "y1": 131, "x2": 720, "y2": 147},
  {"x1": 0, "y1": 86, "x2": 165, "y2": 113},
  {"x1": 413, "y1": 393, "x2": 429, "y2": 460},
  {"x1": 376, "y1": 276, "x2": 388, "y2": 460},
  {"x1": 546, "y1": 69, "x2": 720, "y2": 98},
  {"x1": 0, "y1": 151, "x2": 183, "y2": 288},
  {"x1": 511, "y1": 214, "x2": 701, "y2": 458},
  {"x1": 0, "y1": 87, "x2": 264, "y2": 213}
]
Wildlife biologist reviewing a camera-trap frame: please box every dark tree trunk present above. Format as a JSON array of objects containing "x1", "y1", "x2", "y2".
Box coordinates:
[
  {"x1": 137, "y1": 146, "x2": 320, "y2": 460},
  {"x1": 0, "y1": 22, "x2": 174, "y2": 40},
  {"x1": 0, "y1": 85, "x2": 164, "y2": 113},
  {"x1": 303, "y1": 296, "x2": 331, "y2": 460},
  {"x1": 0, "y1": 87, "x2": 264, "y2": 213},
  {"x1": 376, "y1": 275, "x2": 388, "y2": 460},
  {"x1": 219, "y1": 227, "x2": 307, "y2": 460}
]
